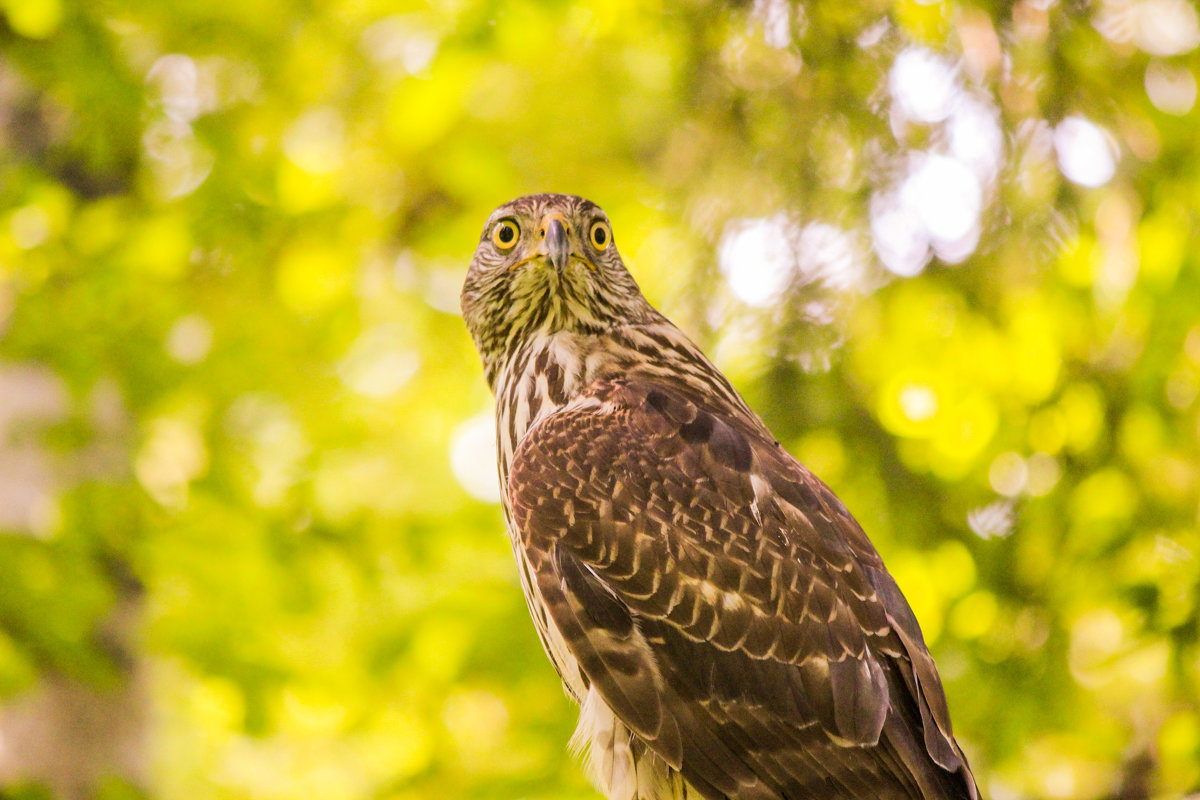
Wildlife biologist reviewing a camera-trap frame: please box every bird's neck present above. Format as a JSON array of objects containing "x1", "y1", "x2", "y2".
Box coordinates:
[{"x1": 493, "y1": 320, "x2": 749, "y2": 486}]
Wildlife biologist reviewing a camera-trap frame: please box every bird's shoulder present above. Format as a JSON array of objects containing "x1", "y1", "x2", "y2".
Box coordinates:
[{"x1": 510, "y1": 373, "x2": 884, "y2": 580}]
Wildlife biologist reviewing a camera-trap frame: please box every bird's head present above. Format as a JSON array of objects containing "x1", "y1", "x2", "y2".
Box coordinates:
[{"x1": 461, "y1": 193, "x2": 656, "y2": 386}]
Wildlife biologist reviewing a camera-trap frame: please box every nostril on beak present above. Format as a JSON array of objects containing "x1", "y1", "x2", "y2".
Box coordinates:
[{"x1": 545, "y1": 218, "x2": 569, "y2": 274}]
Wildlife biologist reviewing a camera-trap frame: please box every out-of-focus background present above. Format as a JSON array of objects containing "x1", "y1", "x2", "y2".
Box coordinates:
[{"x1": 0, "y1": 0, "x2": 1197, "y2": 798}]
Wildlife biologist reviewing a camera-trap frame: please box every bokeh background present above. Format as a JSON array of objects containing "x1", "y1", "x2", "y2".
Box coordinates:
[{"x1": 0, "y1": 0, "x2": 1198, "y2": 798}]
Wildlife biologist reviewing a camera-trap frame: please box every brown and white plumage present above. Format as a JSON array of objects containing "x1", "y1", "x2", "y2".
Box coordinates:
[{"x1": 461, "y1": 194, "x2": 979, "y2": 800}]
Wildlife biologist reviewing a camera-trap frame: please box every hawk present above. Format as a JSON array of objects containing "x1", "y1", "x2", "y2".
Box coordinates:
[{"x1": 460, "y1": 193, "x2": 979, "y2": 800}]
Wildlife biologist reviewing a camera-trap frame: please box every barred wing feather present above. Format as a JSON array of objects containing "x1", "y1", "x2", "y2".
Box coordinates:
[{"x1": 508, "y1": 377, "x2": 978, "y2": 800}]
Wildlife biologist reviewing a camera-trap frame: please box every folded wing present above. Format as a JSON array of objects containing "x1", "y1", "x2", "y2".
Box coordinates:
[{"x1": 508, "y1": 377, "x2": 978, "y2": 800}]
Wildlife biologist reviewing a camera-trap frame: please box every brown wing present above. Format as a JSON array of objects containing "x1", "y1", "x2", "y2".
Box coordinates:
[{"x1": 508, "y1": 378, "x2": 979, "y2": 800}]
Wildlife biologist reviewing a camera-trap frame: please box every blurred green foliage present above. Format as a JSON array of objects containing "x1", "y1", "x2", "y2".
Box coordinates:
[{"x1": 0, "y1": 0, "x2": 1198, "y2": 798}]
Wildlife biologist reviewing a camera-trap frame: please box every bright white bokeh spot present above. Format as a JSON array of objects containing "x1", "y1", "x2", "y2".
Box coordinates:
[
  {"x1": 450, "y1": 413, "x2": 500, "y2": 503},
  {"x1": 166, "y1": 314, "x2": 213, "y2": 364},
  {"x1": 890, "y1": 47, "x2": 958, "y2": 123},
  {"x1": 949, "y1": 95, "x2": 1004, "y2": 182},
  {"x1": 752, "y1": 0, "x2": 792, "y2": 48},
  {"x1": 988, "y1": 451, "x2": 1029, "y2": 497},
  {"x1": 856, "y1": 19, "x2": 889, "y2": 49},
  {"x1": 361, "y1": 15, "x2": 440, "y2": 74},
  {"x1": 871, "y1": 149, "x2": 987, "y2": 275},
  {"x1": 135, "y1": 417, "x2": 209, "y2": 508},
  {"x1": 1026, "y1": 452, "x2": 1062, "y2": 496},
  {"x1": 1042, "y1": 765, "x2": 1078, "y2": 799},
  {"x1": 337, "y1": 324, "x2": 420, "y2": 398},
  {"x1": 1145, "y1": 61, "x2": 1197, "y2": 115},
  {"x1": 796, "y1": 222, "x2": 863, "y2": 291},
  {"x1": 718, "y1": 214, "x2": 798, "y2": 307},
  {"x1": 1054, "y1": 116, "x2": 1117, "y2": 188},
  {"x1": 146, "y1": 54, "x2": 212, "y2": 123},
  {"x1": 225, "y1": 393, "x2": 310, "y2": 507},
  {"x1": 870, "y1": 192, "x2": 930, "y2": 277},
  {"x1": 9, "y1": 205, "x2": 51, "y2": 249},
  {"x1": 898, "y1": 384, "x2": 938, "y2": 422},
  {"x1": 931, "y1": 226, "x2": 981, "y2": 265},
  {"x1": 1136, "y1": 0, "x2": 1200, "y2": 55},
  {"x1": 968, "y1": 500, "x2": 1015, "y2": 539},
  {"x1": 283, "y1": 107, "x2": 346, "y2": 174},
  {"x1": 904, "y1": 154, "x2": 983, "y2": 246},
  {"x1": 142, "y1": 118, "x2": 215, "y2": 199}
]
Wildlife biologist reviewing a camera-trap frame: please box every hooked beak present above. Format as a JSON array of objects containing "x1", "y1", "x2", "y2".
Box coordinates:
[{"x1": 541, "y1": 213, "x2": 570, "y2": 274}]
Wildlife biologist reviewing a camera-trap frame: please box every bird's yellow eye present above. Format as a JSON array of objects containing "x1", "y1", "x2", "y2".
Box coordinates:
[
  {"x1": 492, "y1": 220, "x2": 519, "y2": 250},
  {"x1": 589, "y1": 220, "x2": 612, "y2": 250}
]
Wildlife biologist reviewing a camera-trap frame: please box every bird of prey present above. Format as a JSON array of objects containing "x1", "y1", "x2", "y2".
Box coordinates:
[{"x1": 460, "y1": 193, "x2": 979, "y2": 800}]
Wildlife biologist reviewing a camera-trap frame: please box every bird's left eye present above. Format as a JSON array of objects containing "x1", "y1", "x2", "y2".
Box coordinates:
[
  {"x1": 589, "y1": 221, "x2": 612, "y2": 251},
  {"x1": 492, "y1": 220, "x2": 519, "y2": 250}
]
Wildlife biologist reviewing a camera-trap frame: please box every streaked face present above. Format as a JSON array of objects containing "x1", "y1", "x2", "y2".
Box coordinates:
[
  {"x1": 481, "y1": 201, "x2": 613, "y2": 278},
  {"x1": 461, "y1": 193, "x2": 651, "y2": 382}
]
